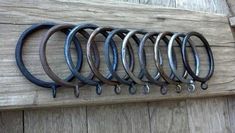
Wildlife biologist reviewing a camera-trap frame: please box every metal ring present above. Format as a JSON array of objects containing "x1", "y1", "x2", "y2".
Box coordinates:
[
  {"x1": 154, "y1": 31, "x2": 187, "y2": 93},
  {"x1": 65, "y1": 23, "x2": 100, "y2": 87},
  {"x1": 39, "y1": 23, "x2": 83, "y2": 97},
  {"x1": 15, "y1": 23, "x2": 81, "y2": 98},
  {"x1": 139, "y1": 32, "x2": 163, "y2": 85},
  {"x1": 86, "y1": 27, "x2": 119, "y2": 86},
  {"x1": 121, "y1": 30, "x2": 146, "y2": 84},
  {"x1": 168, "y1": 32, "x2": 200, "y2": 92},
  {"x1": 182, "y1": 31, "x2": 214, "y2": 90},
  {"x1": 104, "y1": 28, "x2": 141, "y2": 94},
  {"x1": 104, "y1": 28, "x2": 135, "y2": 85},
  {"x1": 121, "y1": 30, "x2": 147, "y2": 94}
]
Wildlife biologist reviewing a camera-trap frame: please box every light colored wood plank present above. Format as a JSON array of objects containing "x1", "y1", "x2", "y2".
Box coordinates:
[
  {"x1": 227, "y1": 96, "x2": 235, "y2": 133},
  {"x1": 0, "y1": 0, "x2": 234, "y2": 109},
  {"x1": 149, "y1": 100, "x2": 189, "y2": 133},
  {"x1": 229, "y1": 16, "x2": 235, "y2": 27},
  {"x1": 24, "y1": 106, "x2": 87, "y2": 133},
  {"x1": 120, "y1": 0, "x2": 229, "y2": 14},
  {"x1": 87, "y1": 103, "x2": 150, "y2": 133},
  {"x1": 175, "y1": 0, "x2": 230, "y2": 15},
  {"x1": 227, "y1": 0, "x2": 235, "y2": 15},
  {"x1": 0, "y1": 110, "x2": 23, "y2": 133},
  {"x1": 187, "y1": 97, "x2": 231, "y2": 133},
  {"x1": 139, "y1": 0, "x2": 176, "y2": 7}
]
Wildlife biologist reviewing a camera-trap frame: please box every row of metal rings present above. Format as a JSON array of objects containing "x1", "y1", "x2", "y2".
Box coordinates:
[{"x1": 15, "y1": 22, "x2": 214, "y2": 98}]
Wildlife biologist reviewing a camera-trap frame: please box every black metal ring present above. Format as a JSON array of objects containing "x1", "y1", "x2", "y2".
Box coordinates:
[
  {"x1": 168, "y1": 32, "x2": 200, "y2": 92},
  {"x1": 104, "y1": 28, "x2": 136, "y2": 94},
  {"x1": 15, "y1": 23, "x2": 82, "y2": 98},
  {"x1": 182, "y1": 31, "x2": 214, "y2": 90},
  {"x1": 65, "y1": 23, "x2": 100, "y2": 87}
]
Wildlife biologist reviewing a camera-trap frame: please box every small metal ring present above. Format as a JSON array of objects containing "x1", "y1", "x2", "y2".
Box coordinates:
[
  {"x1": 114, "y1": 85, "x2": 121, "y2": 94},
  {"x1": 129, "y1": 83, "x2": 137, "y2": 95},
  {"x1": 143, "y1": 83, "x2": 150, "y2": 94},
  {"x1": 96, "y1": 83, "x2": 102, "y2": 95},
  {"x1": 160, "y1": 85, "x2": 168, "y2": 95}
]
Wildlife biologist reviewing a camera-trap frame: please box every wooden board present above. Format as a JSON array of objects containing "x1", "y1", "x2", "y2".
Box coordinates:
[
  {"x1": 149, "y1": 100, "x2": 189, "y2": 132},
  {"x1": 0, "y1": 0, "x2": 234, "y2": 109},
  {"x1": 24, "y1": 107, "x2": 87, "y2": 133},
  {"x1": 0, "y1": 110, "x2": 23, "y2": 133},
  {"x1": 120, "y1": 0, "x2": 230, "y2": 15},
  {"x1": 87, "y1": 103, "x2": 150, "y2": 133}
]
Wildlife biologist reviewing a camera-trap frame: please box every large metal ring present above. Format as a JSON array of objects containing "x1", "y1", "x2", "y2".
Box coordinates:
[
  {"x1": 16, "y1": 23, "x2": 81, "y2": 98},
  {"x1": 182, "y1": 31, "x2": 214, "y2": 90},
  {"x1": 39, "y1": 24, "x2": 83, "y2": 97},
  {"x1": 168, "y1": 32, "x2": 200, "y2": 92},
  {"x1": 64, "y1": 23, "x2": 100, "y2": 89},
  {"x1": 86, "y1": 27, "x2": 118, "y2": 86}
]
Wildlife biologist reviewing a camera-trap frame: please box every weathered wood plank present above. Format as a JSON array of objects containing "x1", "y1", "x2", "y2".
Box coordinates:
[
  {"x1": 24, "y1": 107, "x2": 87, "y2": 133},
  {"x1": 149, "y1": 100, "x2": 189, "y2": 133},
  {"x1": 87, "y1": 103, "x2": 150, "y2": 133},
  {"x1": 0, "y1": 0, "x2": 234, "y2": 109},
  {"x1": 227, "y1": 0, "x2": 235, "y2": 15},
  {"x1": 227, "y1": 96, "x2": 235, "y2": 133},
  {"x1": 187, "y1": 97, "x2": 231, "y2": 133},
  {"x1": 0, "y1": 110, "x2": 23, "y2": 133},
  {"x1": 175, "y1": 0, "x2": 229, "y2": 15},
  {"x1": 121, "y1": 0, "x2": 229, "y2": 14},
  {"x1": 139, "y1": 0, "x2": 176, "y2": 7}
]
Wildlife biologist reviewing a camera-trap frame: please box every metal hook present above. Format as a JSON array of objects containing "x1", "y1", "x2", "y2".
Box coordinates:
[
  {"x1": 74, "y1": 85, "x2": 80, "y2": 98},
  {"x1": 114, "y1": 85, "x2": 121, "y2": 95},
  {"x1": 129, "y1": 83, "x2": 137, "y2": 95},
  {"x1": 176, "y1": 84, "x2": 182, "y2": 93},
  {"x1": 143, "y1": 83, "x2": 150, "y2": 94},
  {"x1": 96, "y1": 84, "x2": 102, "y2": 95},
  {"x1": 201, "y1": 82, "x2": 208, "y2": 90},
  {"x1": 52, "y1": 85, "x2": 57, "y2": 98},
  {"x1": 160, "y1": 85, "x2": 168, "y2": 95}
]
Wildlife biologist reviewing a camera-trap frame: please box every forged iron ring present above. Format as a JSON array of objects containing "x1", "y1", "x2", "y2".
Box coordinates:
[
  {"x1": 121, "y1": 30, "x2": 147, "y2": 90},
  {"x1": 16, "y1": 22, "x2": 214, "y2": 97},
  {"x1": 168, "y1": 32, "x2": 200, "y2": 92},
  {"x1": 104, "y1": 28, "x2": 141, "y2": 94},
  {"x1": 65, "y1": 23, "x2": 100, "y2": 86},
  {"x1": 86, "y1": 26, "x2": 119, "y2": 86},
  {"x1": 138, "y1": 31, "x2": 178, "y2": 91},
  {"x1": 39, "y1": 24, "x2": 84, "y2": 97},
  {"x1": 16, "y1": 23, "x2": 82, "y2": 98},
  {"x1": 154, "y1": 31, "x2": 188, "y2": 93},
  {"x1": 182, "y1": 31, "x2": 214, "y2": 90}
]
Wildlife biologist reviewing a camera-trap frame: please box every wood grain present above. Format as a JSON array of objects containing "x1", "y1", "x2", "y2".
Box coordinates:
[
  {"x1": 227, "y1": 96, "x2": 235, "y2": 133},
  {"x1": 0, "y1": 110, "x2": 23, "y2": 133},
  {"x1": 0, "y1": 0, "x2": 234, "y2": 109},
  {"x1": 187, "y1": 97, "x2": 231, "y2": 133},
  {"x1": 149, "y1": 100, "x2": 189, "y2": 133},
  {"x1": 120, "y1": 0, "x2": 229, "y2": 14},
  {"x1": 87, "y1": 103, "x2": 150, "y2": 133},
  {"x1": 24, "y1": 107, "x2": 87, "y2": 133}
]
